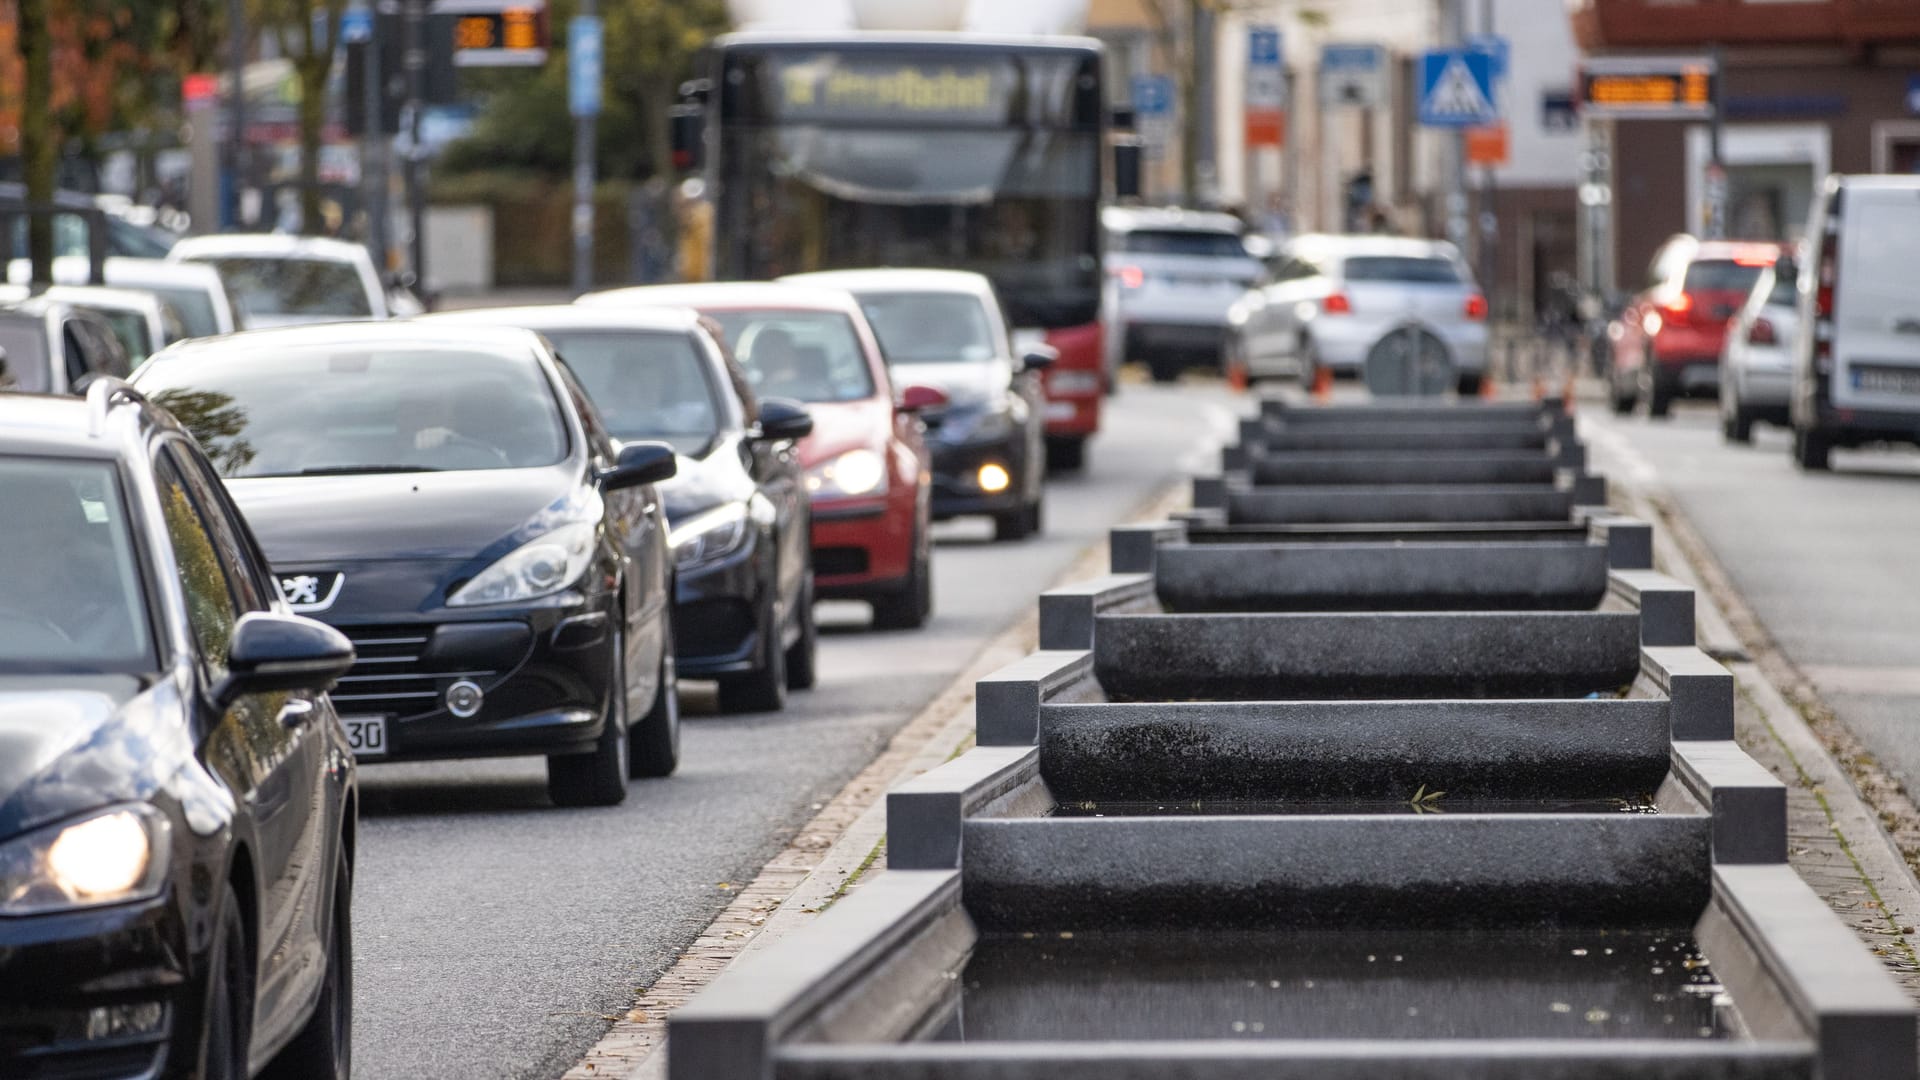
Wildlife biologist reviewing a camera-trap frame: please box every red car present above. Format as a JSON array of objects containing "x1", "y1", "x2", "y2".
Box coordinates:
[
  {"x1": 1609, "y1": 235, "x2": 1783, "y2": 417},
  {"x1": 580, "y1": 283, "x2": 937, "y2": 629}
]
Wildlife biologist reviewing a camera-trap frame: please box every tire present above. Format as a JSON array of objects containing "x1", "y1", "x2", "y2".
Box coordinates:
[
  {"x1": 547, "y1": 631, "x2": 630, "y2": 806},
  {"x1": 784, "y1": 575, "x2": 818, "y2": 691},
  {"x1": 1647, "y1": 380, "x2": 1674, "y2": 418},
  {"x1": 871, "y1": 528, "x2": 932, "y2": 630},
  {"x1": 629, "y1": 620, "x2": 680, "y2": 778},
  {"x1": 992, "y1": 502, "x2": 1034, "y2": 541},
  {"x1": 1610, "y1": 374, "x2": 1637, "y2": 415},
  {"x1": 1455, "y1": 372, "x2": 1484, "y2": 397},
  {"x1": 1147, "y1": 353, "x2": 1182, "y2": 383},
  {"x1": 200, "y1": 883, "x2": 253, "y2": 1080},
  {"x1": 1792, "y1": 426, "x2": 1832, "y2": 471},
  {"x1": 261, "y1": 850, "x2": 351, "y2": 1080},
  {"x1": 1045, "y1": 436, "x2": 1086, "y2": 473},
  {"x1": 717, "y1": 594, "x2": 787, "y2": 713},
  {"x1": 1721, "y1": 401, "x2": 1753, "y2": 444}
]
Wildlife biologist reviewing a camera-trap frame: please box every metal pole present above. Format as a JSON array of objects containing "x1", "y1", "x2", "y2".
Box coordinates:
[
  {"x1": 1442, "y1": 0, "x2": 1468, "y2": 252},
  {"x1": 571, "y1": 0, "x2": 598, "y2": 296},
  {"x1": 1478, "y1": 0, "x2": 1497, "y2": 313},
  {"x1": 403, "y1": 0, "x2": 427, "y2": 295},
  {"x1": 1704, "y1": 43, "x2": 1726, "y2": 240},
  {"x1": 224, "y1": 0, "x2": 247, "y2": 229},
  {"x1": 363, "y1": 6, "x2": 391, "y2": 276}
]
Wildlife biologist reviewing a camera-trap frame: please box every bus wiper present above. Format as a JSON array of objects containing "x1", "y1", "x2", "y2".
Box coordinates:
[{"x1": 296, "y1": 464, "x2": 444, "y2": 475}]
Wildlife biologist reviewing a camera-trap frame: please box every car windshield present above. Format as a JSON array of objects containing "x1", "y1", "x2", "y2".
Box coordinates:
[
  {"x1": 541, "y1": 329, "x2": 723, "y2": 452},
  {"x1": 705, "y1": 309, "x2": 876, "y2": 403},
  {"x1": 856, "y1": 293, "x2": 998, "y2": 365},
  {"x1": 138, "y1": 343, "x2": 568, "y2": 477},
  {"x1": 196, "y1": 256, "x2": 372, "y2": 321},
  {"x1": 1343, "y1": 256, "x2": 1464, "y2": 284},
  {"x1": 1684, "y1": 259, "x2": 1766, "y2": 294},
  {"x1": 82, "y1": 308, "x2": 154, "y2": 364},
  {"x1": 1115, "y1": 229, "x2": 1248, "y2": 258},
  {"x1": 0, "y1": 458, "x2": 154, "y2": 672},
  {"x1": 0, "y1": 321, "x2": 48, "y2": 392}
]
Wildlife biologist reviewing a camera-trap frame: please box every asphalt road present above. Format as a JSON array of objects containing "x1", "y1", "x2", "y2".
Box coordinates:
[
  {"x1": 348, "y1": 381, "x2": 1241, "y2": 1080},
  {"x1": 1583, "y1": 400, "x2": 1920, "y2": 790}
]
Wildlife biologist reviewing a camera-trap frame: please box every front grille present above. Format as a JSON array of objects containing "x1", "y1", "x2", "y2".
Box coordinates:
[
  {"x1": 333, "y1": 624, "x2": 501, "y2": 720},
  {"x1": 814, "y1": 547, "x2": 870, "y2": 578}
]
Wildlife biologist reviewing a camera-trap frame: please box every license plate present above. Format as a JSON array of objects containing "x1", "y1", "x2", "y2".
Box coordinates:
[
  {"x1": 1851, "y1": 365, "x2": 1920, "y2": 396},
  {"x1": 1044, "y1": 401, "x2": 1079, "y2": 422},
  {"x1": 342, "y1": 715, "x2": 389, "y2": 759}
]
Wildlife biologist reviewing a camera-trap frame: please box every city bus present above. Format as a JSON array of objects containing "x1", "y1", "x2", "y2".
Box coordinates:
[{"x1": 686, "y1": 33, "x2": 1110, "y2": 470}]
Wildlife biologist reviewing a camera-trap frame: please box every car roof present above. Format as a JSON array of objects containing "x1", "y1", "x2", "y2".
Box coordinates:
[
  {"x1": 148, "y1": 319, "x2": 546, "y2": 364},
  {"x1": 579, "y1": 282, "x2": 865, "y2": 315},
  {"x1": 420, "y1": 304, "x2": 705, "y2": 335},
  {"x1": 780, "y1": 268, "x2": 995, "y2": 299},
  {"x1": 1285, "y1": 234, "x2": 1463, "y2": 262},
  {"x1": 169, "y1": 233, "x2": 371, "y2": 263},
  {"x1": 0, "y1": 388, "x2": 159, "y2": 459},
  {"x1": 1103, "y1": 205, "x2": 1245, "y2": 235},
  {"x1": 1832, "y1": 173, "x2": 1920, "y2": 191},
  {"x1": 37, "y1": 285, "x2": 165, "y2": 315}
]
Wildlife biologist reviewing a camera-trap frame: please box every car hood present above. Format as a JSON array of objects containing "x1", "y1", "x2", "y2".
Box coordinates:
[
  {"x1": 0, "y1": 677, "x2": 192, "y2": 838},
  {"x1": 798, "y1": 398, "x2": 894, "y2": 467},
  {"x1": 229, "y1": 465, "x2": 588, "y2": 565},
  {"x1": 658, "y1": 441, "x2": 753, "y2": 523},
  {"x1": 889, "y1": 360, "x2": 1009, "y2": 409}
]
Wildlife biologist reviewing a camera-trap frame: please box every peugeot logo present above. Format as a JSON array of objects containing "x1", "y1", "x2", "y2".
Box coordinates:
[{"x1": 277, "y1": 571, "x2": 345, "y2": 613}]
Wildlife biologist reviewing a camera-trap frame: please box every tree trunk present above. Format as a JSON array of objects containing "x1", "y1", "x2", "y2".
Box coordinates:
[
  {"x1": 20, "y1": 0, "x2": 55, "y2": 286},
  {"x1": 639, "y1": 76, "x2": 674, "y2": 180},
  {"x1": 299, "y1": 64, "x2": 327, "y2": 233}
]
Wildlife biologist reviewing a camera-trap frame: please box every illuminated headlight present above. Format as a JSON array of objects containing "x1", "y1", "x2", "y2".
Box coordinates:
[
  {"x1": 448, "y1": 521, "x2": 597, "y2": 606},
  {"x1": 806, "y1": 448, "x2": 887, "y2": 499},
  {"x1": 977, "y1": 463, "x2": 1012, "y2": 493},
  {"x1": 1048, "y1": 371, "x2": 1102, "y2": 396},
  {"x1": 670, "y1": 503, "x2": 751, "y2": 570},
  {"x1": 0, "y1": 806, "x2": 169, "y2": 915}
]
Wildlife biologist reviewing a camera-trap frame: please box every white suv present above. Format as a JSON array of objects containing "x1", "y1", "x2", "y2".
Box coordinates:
[
  {"x1": 1102, "y1": 207, "x2": 1260, "y2": 383},
  {"x1": 1790, "y1": 175, "x2": 1920, "y2": 470}
]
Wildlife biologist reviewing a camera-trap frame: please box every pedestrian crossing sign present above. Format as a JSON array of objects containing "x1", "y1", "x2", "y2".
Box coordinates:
[{"x1": 1417, "y1": 49, "x2": 1497, "y2": 128}]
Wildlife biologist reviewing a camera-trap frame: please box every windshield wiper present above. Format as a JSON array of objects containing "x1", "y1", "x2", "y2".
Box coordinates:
[{"x1": 295, "y1": 464, "x2": 443, "y2": 476}]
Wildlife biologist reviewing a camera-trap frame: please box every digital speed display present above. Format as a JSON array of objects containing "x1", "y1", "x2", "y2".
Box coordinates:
[{"x1": 1578, "y1": 59, "x2": 1717, "y2": 119}]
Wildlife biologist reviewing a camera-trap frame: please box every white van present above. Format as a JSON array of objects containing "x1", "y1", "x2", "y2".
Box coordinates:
[{"x1": 1790, "y1": 175, "x2": 1920, "y2": 470}]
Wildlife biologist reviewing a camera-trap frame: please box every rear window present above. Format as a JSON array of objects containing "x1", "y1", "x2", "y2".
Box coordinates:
[
  {"x1": 197, "y1": 256, "x2": 372, "y2": 321},
  {"x1": 1115, "y1": 230, "x2": 1249, "y2": 258},
  {"x1": 705, "y1": 309, "x2": 876, "y2": 404},
  {"x1": 540, "y1": 329, "x2": 723, "y2": 453},
  {"x1": 150, "y1": 286, "x2": 221, "y2": 339},
  {"x1": 1683, "y1": 260, "x2": 1765, "y2": 295},
  {"x1": 1342, "y1": 256, "x2": 1464, "y2": 284},
  {"x1": 1766, "y1": 262, "x2": 1798, "y2": 307},
  {"x1": 857, "y1": 293, "x2": 997, "y2": 365}
]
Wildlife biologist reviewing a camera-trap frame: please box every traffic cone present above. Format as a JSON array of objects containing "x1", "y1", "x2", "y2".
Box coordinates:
[
  {"x1": 1226, "y1": 357, "x2": 1249, "y2": 393},
  {"x1": 1479, "y1": 370, "x2": 1499, "y2": 400},
  {"x1": 1561, "y1": 369, "x2": 1578, "y2": 414},
  {"x1": 1311, "y1": 364, "x2": 1333, "y2": 402}
]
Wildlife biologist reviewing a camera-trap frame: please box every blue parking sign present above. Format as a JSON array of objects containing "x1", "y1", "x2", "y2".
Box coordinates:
[
  {"x1": 569, "y1": 17, "x2": 602, "y2": 118},
  {"x1": 1132, "y1": 74, "x2": 1173, "y2": 118}
]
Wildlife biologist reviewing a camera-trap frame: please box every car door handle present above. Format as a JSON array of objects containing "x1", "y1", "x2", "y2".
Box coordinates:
[{"x1": 280, "y1": 698, "x2": 315, "y2": 729}]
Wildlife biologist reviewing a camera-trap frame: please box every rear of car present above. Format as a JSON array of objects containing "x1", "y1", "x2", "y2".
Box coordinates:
[
  {"x1": 171, "y1": 236, "x2": 388, "y2": 328},
  {"x1": 1720, "y1": 256, "x2": 1800, "y2": 442},
  {"x1": 1613, "y1": 236, "x2": 1777, "y2": 416},
  {"x1": 1304, "y1": 244, "x2": 1489, "y2": 394},
  {"x1": 6, "y1": 258, "x2": 236, "y2": 340},
  {"x1": 1790, "y1": 174, "x2": 1920, "y2": 470},
  {"x1": 1104, "y1": 208, "x2": 1260, "y2": 382}
]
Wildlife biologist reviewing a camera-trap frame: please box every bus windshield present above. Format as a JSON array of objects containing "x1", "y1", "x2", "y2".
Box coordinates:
[{"x1": 715, "y1": 45, "x2": 1103, "y2": 331}]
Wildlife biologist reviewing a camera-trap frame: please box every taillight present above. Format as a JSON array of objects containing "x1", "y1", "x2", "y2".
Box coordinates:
[
  {"x1": 1660, "y1": 293, "x2": 1694, "y2": 328},
  {"x1": 1321, "y1": 293, "x2": 1353, "y2": 315},
  {"x1": 1115, "y1": 265, "x2": 1145, "y2": 289},
  {"x1": 1747, "y1": 317, "x2": 1776, "y2": 346},
  {"x1": 1464, "y1": 293, "x2": 1488, "y2": 321}
]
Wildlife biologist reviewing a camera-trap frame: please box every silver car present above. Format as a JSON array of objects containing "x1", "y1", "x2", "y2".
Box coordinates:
[
  {"x1": 1230, "y1": 235, "x2": 1489, "y2": 395},
  {"x1": 1719, "y1": 255, "x2": 1799, "y2": 443},
  {"x1": 1102, "y1": 206, "x2": 1261, "y2": 383}
]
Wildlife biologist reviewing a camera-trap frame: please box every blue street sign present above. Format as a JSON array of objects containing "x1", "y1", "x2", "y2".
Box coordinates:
[
  {"x1": 1320, "y1": 43, "x2": 1387, "y2": 108},
  {"x1": 1417, "y1": 49, "x2": 1497, "y2": 128},
  {"x1": 1248, "y1": 27, "x2": 1282, "y2": 67},
  {"x1": 1132, "y1": 74, "x2": 1174, "y2": 117},
  {"x1": 341, "y1": 7, "x2": 373, "y2": 44},
  {"x1": 1468, "y1": 34, "x2": 1509, "y2": 83},
  {"x1": 569, "y1": 16, "x2": 603, "y2": 118}
]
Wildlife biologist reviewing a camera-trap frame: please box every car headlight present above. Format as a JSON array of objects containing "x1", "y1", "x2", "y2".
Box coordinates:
[
  {"x1": 0, "y1": 805, "x2": 170, "y2": 915},
  {"x1": 806, "y1": 448, "x2": 887, "y2": 500},
  {"x1": 448, "y1": 521, "x2": 598, "y2": 607},
  {"x1": 670, "y1": 503, "x2": 751, "y2": 570}
]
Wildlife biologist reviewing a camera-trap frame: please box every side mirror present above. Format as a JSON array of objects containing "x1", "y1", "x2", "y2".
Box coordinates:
[
  {"x1": 215, "y1": 612, "x2": 356, "y2": 709},
  {"x1": 1019, "y1": 345, "x2": 1058, "y2": 373},
  {"x1": 753, "y1": 396, "x2": 814, "y2": 441},
  {"x1": 898, "y1": 384, "x2": 949, "y2": 413},
  {"x1": 600, "y1": 440, "x2": 678, "y2": 491}
]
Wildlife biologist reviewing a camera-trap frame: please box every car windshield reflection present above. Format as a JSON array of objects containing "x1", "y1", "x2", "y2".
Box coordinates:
[{"x1": 0, "y1": 458, "x2": 155, "y2": 673}]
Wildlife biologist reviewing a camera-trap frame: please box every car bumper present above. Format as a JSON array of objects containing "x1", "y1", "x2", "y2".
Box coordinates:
[
  {"x1": 673, "y1": 540, "x2": 767, "y2": 678},
  {"x1": 1038, "y1": 323, "x2": 1103, "y2": 438},
  {"x1": 811, "y1": 488, "x2": 917, "y2": 598},
  {"x1": 1731, "y1": 365, "x2": 1792, "y2": 408},
  {"x1": 928, "y1": 438, "x2": 1031, "y2": 519},
  {"x1": 1807, "y1": 403, "x2": 1920, "y2": 444},
  {"x1": 1311, "y1": 320, "x2": 1488, "y2": 373},
  {"x1": 1652, "y1": 360, "x2": 1721, "y2": 395},
  {"x1": 325, "y1": 598, "x2": 617, "y2": 762},
  {"x1": 1124, "y1": 322, "x2": 1230, "y2": 360},
  {"x1": 0, "y1": 893, "x2": 190, "y2": 1080}
]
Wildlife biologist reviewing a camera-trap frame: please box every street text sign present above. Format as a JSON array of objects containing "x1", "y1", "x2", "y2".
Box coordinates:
[{"x1": 569, "y1": 16, "x2": 603, "y2": 118}]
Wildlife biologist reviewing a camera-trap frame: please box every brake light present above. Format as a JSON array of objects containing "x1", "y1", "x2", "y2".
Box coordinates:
[
  {"x1": 1811, "y1": 190, "x2": 1843, "y2": 402},
  {"x1": 1747, "y1": 317, "x2": 1776, "y2": 346},
  {"x1": 1658, "y1": 294, "x2": 1693, "y2": 330},
  {"x1": 1732, "y1": 253, "x2": 1775, "y2": 268},
  {"x1": 1463, "y1": 293, "x2": 1488, "y2": 321},
  {"x1": 1321, "y1": 293, "x2": 1352, "y2": 315},
  {"x1": 1115, "y1": 265, "x2": 1145, "y2": 289}
]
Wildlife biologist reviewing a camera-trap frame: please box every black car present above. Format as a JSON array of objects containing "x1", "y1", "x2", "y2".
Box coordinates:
[
  {"x1": 783, "y1": 269, "x2": 1051, "y2": 540},
  {"x1": 132, "y1": 322, "x2": 680, "y2": 807},
  {"x1": 426, "y1": 306, "x2": 817, "y2": 714},
  {"x1": 0, "y1": 380, "x2": 357, "y2": 1080},
  {"x1": 0, "y1": 297, "x2": 133, "y2": 395}
]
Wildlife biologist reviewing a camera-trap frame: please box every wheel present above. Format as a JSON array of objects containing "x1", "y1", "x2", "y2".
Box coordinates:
[
  {"x1": 784, "y1": 575, "x2": 818, "y2": 691},
  {"x1": 547, "y1": 631, "x2": 630, "y2": 806},
  {"x1": 1147, "y1": 353, "x2": 1182, "y2": 383},
  {"x1": 1045, "y1": 436, "x2": 1086, "y2": 473},
  {"x1": 201, "y1": 883, "x2": 253, "y2": 1080},
  {"x1": 1721, "y1": 401, "x2": 1753, "y2": 444},
  {"x1": 629, "y1": 620, "x2": 680, "y2": 777},
  {"x1": 1647, "y1": 380, "x2": 1674, "y2": 418},
  {"x1": 1025, "y1": 494, "x2": 1044, "y2": 537},
  {"x1": 992, "y1": 502, "x2": 1034, "y2": 541},
  {"x1": 870, "y1": 528, "x2": 932, "y2": 630},
  {"x1": 717, "y1": 591, "x2": 788, "y2": 713},
  {"x1": 1455, "y1": 372, "x2": 1484, "y2": 397},
  {"x1": 1792, "y1": 426, "x2": 1832, "y2": 471},
  {"x1": 261, "y1": 849, "x2": 351, "y2": 1080}
]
